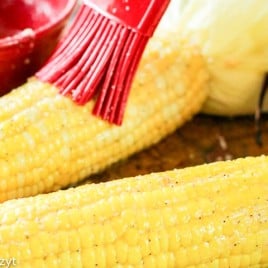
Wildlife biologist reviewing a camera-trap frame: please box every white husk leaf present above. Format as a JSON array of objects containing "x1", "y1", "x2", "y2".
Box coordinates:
[{"x1": 159, "y1": 0, "x2": 268, "y2": 115}]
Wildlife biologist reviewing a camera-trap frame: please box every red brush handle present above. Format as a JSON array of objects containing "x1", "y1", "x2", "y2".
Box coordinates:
[{"x1": 84, "y1": 0, "x2": 170, "y2": 36}]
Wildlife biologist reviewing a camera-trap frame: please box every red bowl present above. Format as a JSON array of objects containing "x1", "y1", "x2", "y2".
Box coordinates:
[{"x1": 0, "y1": 0, "x2": 78, "y2": 95}]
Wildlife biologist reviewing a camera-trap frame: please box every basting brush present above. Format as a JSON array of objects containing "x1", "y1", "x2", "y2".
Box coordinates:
[{"x1": 36, "y1": 0, "x2": 170, "y2": 125}]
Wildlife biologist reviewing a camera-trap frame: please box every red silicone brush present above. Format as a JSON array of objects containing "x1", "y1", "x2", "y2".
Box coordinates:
[{"x1": 36, "y1": 0, "x2": 170, "y2": 125}]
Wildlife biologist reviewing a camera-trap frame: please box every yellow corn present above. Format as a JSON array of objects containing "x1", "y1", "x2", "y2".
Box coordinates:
[
  {"x1": 0, "y1": 155, "x2": 267, "y2": 267},
  {"x1": 0, "y1": 30, "x2": 209, "y2": 202}
]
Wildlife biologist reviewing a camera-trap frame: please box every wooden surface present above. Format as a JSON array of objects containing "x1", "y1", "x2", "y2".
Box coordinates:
[{"x1": 85, "y1": 114, "x2": 268, "y2": 183}]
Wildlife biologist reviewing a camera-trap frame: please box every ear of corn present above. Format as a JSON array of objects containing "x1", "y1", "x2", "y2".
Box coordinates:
[
  {"x1": 0, "y1": 29, "x2": 209, "y2": 202},
  {"x1": 0, "y1": 155, "x2": 267, "y2": 267}
]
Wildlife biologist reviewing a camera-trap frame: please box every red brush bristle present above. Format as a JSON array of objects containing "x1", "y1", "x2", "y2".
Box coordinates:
[{"x1": 36, "y1": 0, "x2": 170, "y2": 125}]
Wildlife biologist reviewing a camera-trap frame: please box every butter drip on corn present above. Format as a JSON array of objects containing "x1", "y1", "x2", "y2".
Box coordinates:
[{"x1": 0, "y1": 156, "x2": 267, "y2": 267}]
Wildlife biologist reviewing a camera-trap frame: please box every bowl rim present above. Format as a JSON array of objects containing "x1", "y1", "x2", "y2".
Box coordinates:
[
  {"x1": 35, "y1": 0, "x2": 78, "y2": 38},
  {"x1": 0, "y1": 0, "x2": 78, "y2": 48}
]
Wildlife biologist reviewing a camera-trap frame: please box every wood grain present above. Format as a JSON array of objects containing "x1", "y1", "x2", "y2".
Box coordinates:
[{"x1": 83, "y1": 114, "x2": 268, "y2": 183}]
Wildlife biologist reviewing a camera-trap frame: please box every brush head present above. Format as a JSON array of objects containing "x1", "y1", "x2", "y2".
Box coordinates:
[{"x1": 36, "y1": 0, "x2": 170, "y2": 125}]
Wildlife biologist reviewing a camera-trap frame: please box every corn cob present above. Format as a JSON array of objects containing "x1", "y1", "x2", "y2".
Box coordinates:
[
  {"x1": 0, "y1": 155, "x2": 267, "y2": 267},
  {"x1": 0, "y1": 28, "x2": 209, "y2": 202}
]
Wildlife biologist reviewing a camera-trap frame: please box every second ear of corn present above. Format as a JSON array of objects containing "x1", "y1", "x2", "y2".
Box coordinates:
[
  {"x1": 0, "y1": 156, "x2": 267, "y2": 267},
  {"x1": 0, "y1": 27, "x2": 209, "y2": 202}
]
